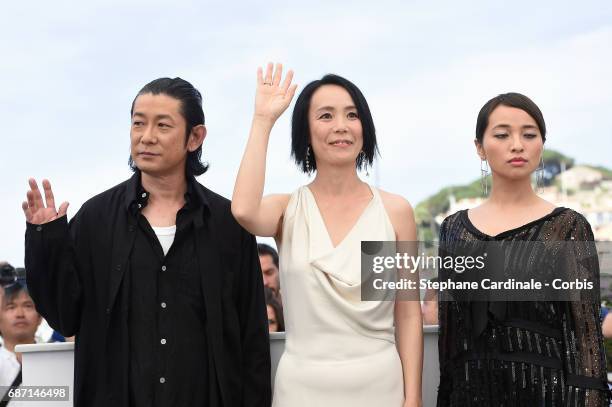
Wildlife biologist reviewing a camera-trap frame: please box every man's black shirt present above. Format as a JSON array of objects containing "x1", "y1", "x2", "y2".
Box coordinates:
[
  {"x1": 128, "y1": 180, "x2": 209, "y2": 406},
  {"x1": 25, "y1": 172, "x2": 271, "y2": 407}
]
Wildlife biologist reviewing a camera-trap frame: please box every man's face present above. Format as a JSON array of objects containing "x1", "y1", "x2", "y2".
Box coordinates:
[
  {"x1": 0, "y1": 290, "x2": 42, "y2": 343},
  {"x1": 259, "y1": 254, "x2": 279, "y2": 292},
  {"x1": 130, "y1": 93, "x2": 202, "y2": 177}
]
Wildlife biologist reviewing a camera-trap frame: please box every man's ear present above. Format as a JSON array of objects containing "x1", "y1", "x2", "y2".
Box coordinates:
[
  {"x1": 187, "y1": 125, "x2": 207, "y2": 152},
  {"x1": 474, "y1": 139, "x2": 485, "y2": 161}
]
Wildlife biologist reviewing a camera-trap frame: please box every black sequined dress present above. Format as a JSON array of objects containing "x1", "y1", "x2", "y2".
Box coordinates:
[{"x1": 437, "y1": 208, "x2": 610, "y2": 407}]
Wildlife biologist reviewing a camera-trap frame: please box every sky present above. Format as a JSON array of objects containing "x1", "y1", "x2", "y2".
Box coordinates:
[{"x1": 1, "y1": 1, "x2": 612, "y2": 265}]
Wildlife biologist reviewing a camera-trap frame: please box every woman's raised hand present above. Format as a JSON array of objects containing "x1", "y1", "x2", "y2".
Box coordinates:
[
  {"x1": 254, "y1": 62, "x2": 298, "y2": 123},
  {"x1": 22, "y1": 178, "x2": 69, "y2": 224}
]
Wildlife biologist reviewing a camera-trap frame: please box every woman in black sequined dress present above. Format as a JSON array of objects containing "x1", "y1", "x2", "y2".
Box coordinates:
[{"x1": 437, "y1": 93, "x2": 610, "y2": 406}]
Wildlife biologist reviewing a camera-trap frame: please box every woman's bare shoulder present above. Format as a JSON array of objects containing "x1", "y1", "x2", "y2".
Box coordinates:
[
  {"x1": 376, "y1": 188, "x2": 416, "y2": 240},
  {"x1": 377, "y1": 188, "x2": 414, "y2": 216}
]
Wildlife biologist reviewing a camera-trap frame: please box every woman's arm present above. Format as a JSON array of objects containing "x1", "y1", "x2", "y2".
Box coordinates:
[
  {"x1": 382, "y1": 191, "x2": 423, "y2": 407},
  {"x1": 231, "y1": 63, "x2": 297, "y2": 238},
  {"x1": 602, "y1": 311, "x2": 612, "y2": 338}
]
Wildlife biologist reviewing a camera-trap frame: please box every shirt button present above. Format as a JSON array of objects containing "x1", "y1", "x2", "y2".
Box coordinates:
[
  {"x1": 161, "y1": 265, "x2": 167, "y2": 272},
  {"x1": 160, "y1": 338, "x2": 167, "y2": 345},
  {"x1": 159, "y1": 377, "x2": 165, "y2": 384},
  {"x1": 36, "y1": 226, "x2": 42, "y2": 232},
  {"x1": 161, "y1": 302, "x2": 167, "y2": 309}
]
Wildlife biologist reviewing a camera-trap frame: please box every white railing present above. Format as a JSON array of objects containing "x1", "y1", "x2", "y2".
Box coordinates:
[{"x1": 16, "y1": 326, "x2": 440, "y2": 406}]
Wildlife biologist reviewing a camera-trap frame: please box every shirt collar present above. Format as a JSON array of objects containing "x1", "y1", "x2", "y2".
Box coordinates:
[{"x1": 124, "y1": 171, "x2": 210, "y2": 220}]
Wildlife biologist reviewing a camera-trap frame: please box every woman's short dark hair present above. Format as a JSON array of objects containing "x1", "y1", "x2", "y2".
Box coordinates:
[
  {"x1": 475, "y1": 92, "x2": 546, "y2": 145},
  {"x1": 128, "y1": 77, "x2": 208, "y2": 176},
  {"x1": 291, "y1": 74, "x2": 378, "y2": 173}
]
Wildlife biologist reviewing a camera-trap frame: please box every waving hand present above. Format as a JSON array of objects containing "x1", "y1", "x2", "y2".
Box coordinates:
[
  {"x1": 22, "y1": 179, "x2": 69, "y2": 224},
  {"x1": 254, "y1": 62, "x2": 298, "y2": 123}
]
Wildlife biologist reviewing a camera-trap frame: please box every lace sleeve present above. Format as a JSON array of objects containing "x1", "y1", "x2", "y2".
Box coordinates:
[{"x1": 560, "y1": 213, "x2": 610, "y2": 406}]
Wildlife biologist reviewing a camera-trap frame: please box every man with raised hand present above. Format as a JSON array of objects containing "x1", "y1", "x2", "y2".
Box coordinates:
[{"x1": 22, "y1": 78, "x2": 270, "y2": 407}]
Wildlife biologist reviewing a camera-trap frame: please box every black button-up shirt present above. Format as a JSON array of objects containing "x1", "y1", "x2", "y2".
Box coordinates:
[
  {"x1": 25, "y1": 171, "x2": 271, "y2": 407},
  {"x1": 127, "y1": 179, "x2": 209, "y2": 407}
]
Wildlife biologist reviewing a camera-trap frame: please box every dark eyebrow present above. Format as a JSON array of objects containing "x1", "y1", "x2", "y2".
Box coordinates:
[
  {"x1": 491, "y1": 124, "x2": 539, "y2": 131},
  {"x1": 132, "y1": 112, "x2": 175, "y2": 122},
  {"x1": 314, "y1": 105, "x2": 357, "y2": 113}
]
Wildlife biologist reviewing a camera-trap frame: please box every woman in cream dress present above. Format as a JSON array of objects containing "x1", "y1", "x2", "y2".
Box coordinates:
[{"x1": 232, "y1": 63, "x2": 423, "y2": 407}]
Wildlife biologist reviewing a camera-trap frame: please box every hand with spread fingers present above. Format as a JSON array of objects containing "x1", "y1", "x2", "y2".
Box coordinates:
[
  {"x1": 22, "y1": 178, "x2": 69, "y2": 224},
  {"x1": 254, "y1": 62, "x2": 298, "y2": 123}
]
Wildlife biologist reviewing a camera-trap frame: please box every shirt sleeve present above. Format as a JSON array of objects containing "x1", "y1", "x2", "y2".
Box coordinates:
[
  {"x1": 25, "y1": 212, "x2": 85, "y2": 337},
  {"x1": 559, "y1": 213, "x2": 611, "y2": 406},
  {"x1": 237, "y1": 228, "x2": 271, "y2": 407}
]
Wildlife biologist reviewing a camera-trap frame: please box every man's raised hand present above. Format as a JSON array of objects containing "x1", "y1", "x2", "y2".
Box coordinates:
[
  {"x1": 22, "y1": 179, "x2": 69, "y2": 224},
  {"x1": 254, "y1": 62, "x2": 298, "y2": 123}
]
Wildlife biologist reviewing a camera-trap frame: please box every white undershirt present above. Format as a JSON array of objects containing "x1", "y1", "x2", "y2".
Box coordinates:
[{"x1": 151, "y1": 225, "x2": 176, "y2": 256}]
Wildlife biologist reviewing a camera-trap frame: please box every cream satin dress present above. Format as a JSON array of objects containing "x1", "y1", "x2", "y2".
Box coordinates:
[{"x1": 272, "y1": 185, "x2": 404, "y2": 407}]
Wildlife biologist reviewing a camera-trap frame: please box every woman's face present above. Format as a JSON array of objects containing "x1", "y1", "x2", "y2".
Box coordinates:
[
  {"x1": 476, "y1": 105, "x2": 543, "y2": 181},
  {"x1": 267, "y1": 305, "x2": 278, "y2": 333},
  {"x1": 308, "y1": 84, "x2": 363, "y2": 169}
]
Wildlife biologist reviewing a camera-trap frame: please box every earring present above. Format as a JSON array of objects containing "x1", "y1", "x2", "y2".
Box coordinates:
[
  {"x1": 305, "y1": 145, "x2": 311, "y2": 173},
  {"x1": 480, "y1": 159, "x2": 489, "y2": 196},
  {"x1": 535, "y1": 155, "x2": 545, "y2": 194}
]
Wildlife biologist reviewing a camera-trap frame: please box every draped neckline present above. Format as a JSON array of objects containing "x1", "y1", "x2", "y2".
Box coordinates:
[{"x1": 304, "y1": 184, "x2": 375, "y2": 250}]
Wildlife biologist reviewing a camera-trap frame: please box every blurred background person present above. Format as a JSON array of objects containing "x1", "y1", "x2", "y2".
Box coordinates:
[
  {"x1": 258, "y1": 243, "x2": 280, "y2": 296},
  {"x1": 0, "y1": 277, "x2": 42, "y2": 394},
  {"x1": 265, "y1": 287, "x2": 284, "y2": 333},
  {"x1": 0, "y1": 262, "x2": 16, "y2": 306},
  {"x1": 1, "y1": 262, "x2": 73, "y2": 345}
]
